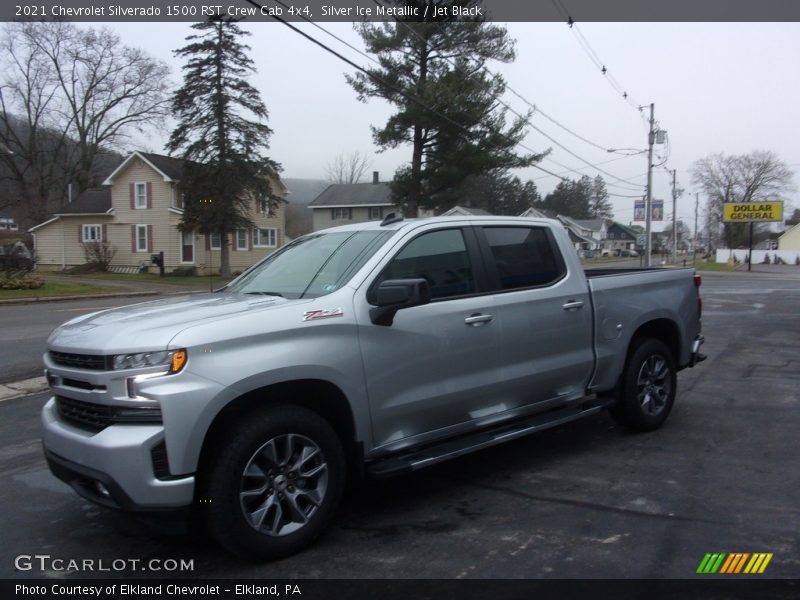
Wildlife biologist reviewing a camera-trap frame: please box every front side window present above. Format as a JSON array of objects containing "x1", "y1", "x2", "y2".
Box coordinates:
[
  {"x1": 82, "y1": 224, "x2": 102, "y2": 242},
  {"x1": 254, "y1": 228, "x2": 276, "y2": 247},
  {"x1": 135, "y1": 183, "x2": 147, "y2": 209},
  {"x1": 136, "y1": 224, "x2": 148, "y2": 252},
  {"x1": 210, "y1": 232, "x2": 222, "y2": 250},
  {"x1": 482, "y1": 226, "x2": 565, "y2": 290},
  {"x1": 236, "y1": 229, "x2": 248, "y2": 250},
  {"x1": 332, "y1": 207, "x2": 352, "y2": 220},
  {"x1": 227, "y1": 230, "x2": 392, "y2": 299},
  {"x1": 372, "y1": 229, "x2": 475, "y2": 301},
  {"x1": 369, "y1": 206, "x2": 383, "y2": 220}
]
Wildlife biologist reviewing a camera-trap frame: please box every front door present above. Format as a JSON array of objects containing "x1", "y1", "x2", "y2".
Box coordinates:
[
  {"x1": 181, "y1": 231, "x2": 194, "y2": 263},
  {"x1": 354, "y1": 226, "x2": 503, "y2": 451}
]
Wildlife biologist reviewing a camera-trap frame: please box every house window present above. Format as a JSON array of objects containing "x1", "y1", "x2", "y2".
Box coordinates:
[
  {"x1": 258, "y1": 193, "x2": 274, "y2": 216},
  {"x1": 331, "y1": 208, "x2": 352, "y2": 220},
  {"x1": 135, "y1": 183, "x2": 147, "y2": 209},
  {"x1": 82, "y1": 224, "x2": 102, "y2": 242},
  {"x1": 253, "y1": 228, "x2": 277, "y2": 247},
  {"x1": 210, "y1": 232, "x2": 221, "y2": 250},
  {"x1": 369, "y1": 207, "x2": 383, "y2": 220},
  {"x1": 135, "y1": 224, "x2": 148, "y2": 252},
  {"x1": 236, "y1": 229, "x2": 248, "y2": 250}
]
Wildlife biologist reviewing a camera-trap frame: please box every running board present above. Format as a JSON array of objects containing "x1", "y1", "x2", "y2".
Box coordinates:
[{"x1": 366, "y1": 399, "x2": 612, "y2": 478}]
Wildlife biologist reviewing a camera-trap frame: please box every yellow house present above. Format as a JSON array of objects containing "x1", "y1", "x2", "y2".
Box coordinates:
[
  {"x1": 30, "y1": 152, "x2": 287, "y2": 274},
  {"x1": 778, "y1": 223, "x2": 800, "y2": 251}
]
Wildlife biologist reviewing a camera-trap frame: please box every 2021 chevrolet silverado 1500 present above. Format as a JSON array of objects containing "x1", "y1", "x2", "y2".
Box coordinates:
[{"x1": 42, "y1": 216, "x2": 705, "y2": 559}]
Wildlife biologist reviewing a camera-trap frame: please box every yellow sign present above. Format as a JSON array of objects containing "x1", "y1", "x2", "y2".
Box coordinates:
[{"x1": 723, "y1": 202, "x2": 783, "y2": 222}]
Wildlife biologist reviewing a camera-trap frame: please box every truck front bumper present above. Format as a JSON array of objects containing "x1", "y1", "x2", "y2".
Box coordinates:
[{"x1": 42, "y1": 398, "x2": 195, "y2": 511}]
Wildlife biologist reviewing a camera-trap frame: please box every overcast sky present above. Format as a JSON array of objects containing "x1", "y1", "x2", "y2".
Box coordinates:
[{"x1": 109, "y1": 20, "x2": 800, "y2": 230}]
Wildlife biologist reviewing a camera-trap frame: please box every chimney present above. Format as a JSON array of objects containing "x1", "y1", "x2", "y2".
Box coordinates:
[{"x1": 372, "y1": 171, "x2": 379, "y2": 184}]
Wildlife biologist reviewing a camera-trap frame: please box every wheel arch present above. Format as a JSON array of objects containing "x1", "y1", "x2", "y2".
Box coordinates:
[{"x1": 197, "y1": 379, "x2": 360, "y2": 483}]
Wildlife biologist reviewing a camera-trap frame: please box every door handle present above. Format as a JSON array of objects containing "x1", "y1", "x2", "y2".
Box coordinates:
[
  {"x1": 562, "y1": 300, "x2": 584, "y2": 311},
  {"x1": 464, "y1": 313, "x2": 494, "y2": 326}
]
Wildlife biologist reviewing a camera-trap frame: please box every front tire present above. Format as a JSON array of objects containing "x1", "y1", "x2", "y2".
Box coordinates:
[
  {"x1": 200, "y1": 405, "x2": 346, "y2": 560},
  {"x1": 610, "y1": 338, "x2": 677, "y2": 432}
]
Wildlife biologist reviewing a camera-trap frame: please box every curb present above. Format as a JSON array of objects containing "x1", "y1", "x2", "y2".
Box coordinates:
[
  {"x1": 0, "y1": 291, "x2": 165, "y2": 305},
  {"x1": 0, "y1": 376, "x2": 48, "y2": 402}
]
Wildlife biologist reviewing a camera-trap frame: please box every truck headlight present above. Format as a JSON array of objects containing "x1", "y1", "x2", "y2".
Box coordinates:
[{"x1": 113, "y1": 349, "x2": 187, "y2": 374}]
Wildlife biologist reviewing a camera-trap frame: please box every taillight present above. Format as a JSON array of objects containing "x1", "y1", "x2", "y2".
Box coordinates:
[{"x1": 694, "y1": 273, "x2": 702, "y2": 318}]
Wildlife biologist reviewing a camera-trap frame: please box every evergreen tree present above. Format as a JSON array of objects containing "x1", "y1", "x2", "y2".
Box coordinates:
[
  {"x1": 589, "y1": 175, "x2": 613, "y2": 219},
  {"x1": 347, "y1": 3, "x2": 542, "y2": 216},
  {"x1": 539, "y1": 176, "x2": 592, "y2": 219},
  {"x1": 167, "y1": 18, "x2": 281, "y2": 277},
  {"x1": 456, "y1": 172, "x2": 540, "y2": 215}
]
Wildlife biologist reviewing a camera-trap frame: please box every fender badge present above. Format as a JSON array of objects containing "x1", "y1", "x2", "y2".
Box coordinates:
[{"x1": 302, "y1": 308, "x2": 344, "y2": 322}]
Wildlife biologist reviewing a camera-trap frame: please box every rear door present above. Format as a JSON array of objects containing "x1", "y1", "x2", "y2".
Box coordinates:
[
  {"x1": 354, "y1": 225, "x2": 503, "y2": 451},
  {"x1": 475, "y1": 224, "x2": 594, "y2": 409}
]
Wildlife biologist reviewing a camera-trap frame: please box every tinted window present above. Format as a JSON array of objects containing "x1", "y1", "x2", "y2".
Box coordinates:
[
  {"x1": 483, "y1": 227, "x2": 564, "y2": 290},
  {"x1": 373, "y1": 229, "x2": 475, "y2": 301}
]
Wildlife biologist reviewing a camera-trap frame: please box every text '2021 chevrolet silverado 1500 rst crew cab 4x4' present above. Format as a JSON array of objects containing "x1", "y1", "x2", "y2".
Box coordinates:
[{"x1": 42, "y1": 215, "x2": 705, "y2": 559}]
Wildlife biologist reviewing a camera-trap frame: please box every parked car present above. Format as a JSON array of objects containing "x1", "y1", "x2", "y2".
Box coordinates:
[
  {"x1": 621, "y1": 249, "x2": 639, "y2": 257},
  {"x1": 42, "y1": 216, "x2": 705, "y2": 559}
]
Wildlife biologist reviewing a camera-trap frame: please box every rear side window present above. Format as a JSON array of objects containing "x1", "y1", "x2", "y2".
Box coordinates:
[
  {"x1": 371, "y1": 229, "x2": 476, "y2": 301},
  {"x1": 483, "y1": 226, "x2": 565, "y2": 290}
]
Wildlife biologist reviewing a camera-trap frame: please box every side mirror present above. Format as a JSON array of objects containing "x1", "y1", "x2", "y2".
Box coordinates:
[{"x1": 369, "y1": 278, "x2": 430, "y2": 326}]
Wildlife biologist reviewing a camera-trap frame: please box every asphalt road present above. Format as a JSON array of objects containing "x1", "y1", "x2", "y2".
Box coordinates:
[
  {"x1": 0, "y1": 297, "x2": 165, "y2": 384},
  {"x1": 1, "y1": 272, "x2": 799, "y2": 580}
]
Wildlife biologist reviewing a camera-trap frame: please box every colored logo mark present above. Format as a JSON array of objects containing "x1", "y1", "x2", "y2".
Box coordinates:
[{"x1": 697, "y1": 553, "x2": 773, "y2": 574}]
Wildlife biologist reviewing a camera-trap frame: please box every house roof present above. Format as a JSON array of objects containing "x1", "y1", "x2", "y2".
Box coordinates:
[
  {"x1": 519, "y1": 207, "x2": 558, "y2": 219},
  {"x1": 609, "y1": 221, "x2": 640, "y2": 239},
  {"x1": 103, "y1": 151, "x2": 288, "y2": 194},
  {"x1": 573, "y1": 219, "x2": 606, "y2": 231},
  {"x1": 440, "y1": 205, "x2": 492, "y2": 216},
  {"x1": 55, "y1": 188, "x2": 112, "y2": 215},
  {"x1": 308, "y1": 182, "x2": 394, "y2": 208}
]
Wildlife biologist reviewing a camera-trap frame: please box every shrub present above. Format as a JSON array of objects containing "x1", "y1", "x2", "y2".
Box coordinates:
[
  {"x1": 170, "y1": 266, "x2": 196, "y2": 276},
  {"x1": 762, "y1": 253, "x2": 771, "y2": 264},
  {"x1": 0, "y1": 275, "x2": 44, "y2": 290},
  {"x1": 81, "y1": 241, "x2": 117, "y2": 271}
]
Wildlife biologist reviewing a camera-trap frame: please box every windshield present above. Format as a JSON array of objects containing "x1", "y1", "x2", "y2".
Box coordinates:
[{"x1": 226, "y1": 230, "x2": 393, "y2": 299}]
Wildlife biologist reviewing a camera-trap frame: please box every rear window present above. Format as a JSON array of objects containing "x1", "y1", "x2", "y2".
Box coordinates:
[{"x1": 482, "y1": 226, "x2": 565, "y2": 290}]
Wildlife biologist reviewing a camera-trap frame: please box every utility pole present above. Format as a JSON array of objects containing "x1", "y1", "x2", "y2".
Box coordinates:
[
  {"x1": 671, "y1": 169, "x2": 678, "y2": 264},
  {"x1": 693, "y1": 192, "x2": 699, "y2": 266},
  {"x1": 645, "y1": 103, "x2": 655, "y2": 267}
]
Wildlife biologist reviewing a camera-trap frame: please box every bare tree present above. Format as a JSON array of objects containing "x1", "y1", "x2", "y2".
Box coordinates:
[
  {"x1": 0, "y1": 22, "x2": 171, "y2": 219},
  {"x1": 691, "y1": 151, "x2": 795, "y2": 249},
  {"x1": 325, "y1": 150, "x2": 372, "y2": 184}
]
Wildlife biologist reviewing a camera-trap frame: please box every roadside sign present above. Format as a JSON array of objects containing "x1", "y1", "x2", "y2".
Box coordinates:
[
  {"x1": 636, "y1": 234, "x2": 646, "y2": 246},
  {"x1": 723, "y1": 202, "x2": 783, "y2": 222}
]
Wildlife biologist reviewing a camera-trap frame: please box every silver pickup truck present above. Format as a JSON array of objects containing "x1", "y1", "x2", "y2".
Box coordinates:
[{"x1": 42, "y1": 215, "x2": 704, "y2": 559}]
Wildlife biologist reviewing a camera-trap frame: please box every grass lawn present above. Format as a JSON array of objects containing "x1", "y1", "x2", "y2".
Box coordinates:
[
  {"x1": 692, "y1": 261, "x2": 736, "y2": 272},
  {"x1": 0, "y1": 282, "x2": 121, "y2": 300},
  {"x1": 63, "y1": 272, "x2": 232, "y2": 288}
]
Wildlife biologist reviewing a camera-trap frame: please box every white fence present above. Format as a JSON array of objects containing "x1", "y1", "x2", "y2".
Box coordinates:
[{"x1": 715, "y1": 249, "x2": 800, "y2": 264}]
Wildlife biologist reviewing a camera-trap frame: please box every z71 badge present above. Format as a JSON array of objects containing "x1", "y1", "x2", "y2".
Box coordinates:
[{"x1": 302, "y1": 308, "x2": 344, "y2": 322}]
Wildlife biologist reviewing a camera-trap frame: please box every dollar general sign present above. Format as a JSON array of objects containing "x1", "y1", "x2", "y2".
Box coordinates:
[{"x1": 723, "y1": 202, "x2": 783, "y2": 222}]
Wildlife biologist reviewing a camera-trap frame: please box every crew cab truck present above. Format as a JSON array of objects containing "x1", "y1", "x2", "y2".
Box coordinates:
[{"x1": 42, "y1": 216, "x2": 705, "y2": 559}]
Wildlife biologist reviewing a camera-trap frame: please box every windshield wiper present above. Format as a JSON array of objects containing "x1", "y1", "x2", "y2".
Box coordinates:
[{"x1": 244, "y1": 291, "x2": 284, "y2": 297}]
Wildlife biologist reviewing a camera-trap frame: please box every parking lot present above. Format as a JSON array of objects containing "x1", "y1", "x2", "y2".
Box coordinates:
[{"x1": 1, "y1": 271, "x2": 799, "y2": 580}]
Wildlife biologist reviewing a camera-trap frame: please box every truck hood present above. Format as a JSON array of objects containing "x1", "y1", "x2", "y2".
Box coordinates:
[{"x1": 47, "y1": 292, "x2": 308, "y2": 354}]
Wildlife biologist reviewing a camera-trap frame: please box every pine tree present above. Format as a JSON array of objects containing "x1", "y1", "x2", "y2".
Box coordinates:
[
  {"x1": 167, "y1": 18, "x2": 281, "y2": 277},
  {"x1": 589, "y1": 175, "x2": 613, "y2": 219},
  {"x1": 539, "y1": 176, "x2": 592, "y2": 219},
  {"x1": 347, "y1": 3, "x2": 542, "y2": 216}
]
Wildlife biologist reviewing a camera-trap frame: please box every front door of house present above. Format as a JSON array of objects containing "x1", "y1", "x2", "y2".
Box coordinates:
[{"x1": 181, "y1": 231, "x2": 194, "y2": 263}]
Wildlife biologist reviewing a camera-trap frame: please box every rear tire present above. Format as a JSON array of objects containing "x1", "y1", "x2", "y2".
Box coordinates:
[
  {"x1": 200, "y1": 404, "x2": 346, "y2": 560},
  {"x1": 610, "y1": 338, "x2": 677, "y2": 432}
]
